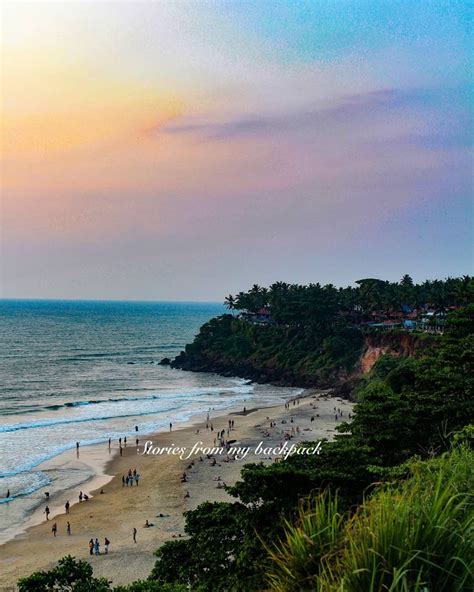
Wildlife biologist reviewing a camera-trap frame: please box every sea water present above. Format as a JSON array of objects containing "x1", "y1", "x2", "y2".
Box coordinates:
[{"x1": 0, "y1": 300, "x2": 299, "y2": 542}]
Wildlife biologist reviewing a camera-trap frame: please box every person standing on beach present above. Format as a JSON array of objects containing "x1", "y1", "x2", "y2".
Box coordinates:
[
  {"x1": 94, "y1": 538, "x2": 100, "y2": 555},
  {"x1": 132, "y1": 527, "x2": 137, "y2": 543},
  {"x1": 124, "y1": 436, "x2": 127, "y2": 447},
  {"x1": 52, "y1": 522, "x2": 57, "y2": 537},
  {"x1": 65, "y1": 500, "x2": 70, "y2": 514},
  {"x1": 89, "y1": 539, "x2": 94, "y2": 555},
  {"x1": 6, "y1": 489, "x2": 10, "y2": 499},
  {"x1": 44, "y1": 505, "x2": 50, "y2": 520},
  {"x1": 66, "y1": 522, "x2": 71, "y2": 535},
  {"x1": 169, "y1": 422, "x2": 172, "y2": 431},
  {"x1": 79, "y1": 491, "x2": 83, "y2": 502},
  {"x1": 104, "y1": 537, "x2": 110, "y2": 553}
]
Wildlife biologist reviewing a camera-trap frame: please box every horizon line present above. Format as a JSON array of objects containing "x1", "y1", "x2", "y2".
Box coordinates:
[{"x1": 0, "y1": 297, "x2": 225, "y2": 305}]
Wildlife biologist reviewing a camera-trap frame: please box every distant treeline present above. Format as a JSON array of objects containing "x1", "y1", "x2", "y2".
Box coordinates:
[{"x1": 225, "y1": 275, "x2": 474, "y2": 322}]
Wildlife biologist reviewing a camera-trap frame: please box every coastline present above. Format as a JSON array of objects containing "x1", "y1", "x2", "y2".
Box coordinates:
[{"x1": 0, "y1": 388, "x2": 352, "y2": 590}]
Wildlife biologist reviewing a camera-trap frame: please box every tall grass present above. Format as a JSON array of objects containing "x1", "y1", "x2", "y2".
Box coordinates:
[
  {"x1": 266, "y1": 445, "x2": 473, "y2": 592},
  {"x1": 265, "y1": 492, "x2": 344, "y2": 591}
]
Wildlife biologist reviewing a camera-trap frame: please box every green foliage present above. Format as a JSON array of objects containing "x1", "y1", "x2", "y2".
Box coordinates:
[
  {"x1": 17, "y1": 556, "x2": 111, "y2": 592},
  {"x1": 265, "y1": 492, "x2": 344, "y2": 591},
  {"x1": 227, "y1": 437, "x2": 377, "y2": 510},
  {"x1": 17, "y1": 556, "x2": 188, "y2": 592},
  {"x1": 150, "y1": 502, "x2": 267, "y2": 591},
  {"x1": 266, "y1": 445, "x2": 474, "y2": 592}
]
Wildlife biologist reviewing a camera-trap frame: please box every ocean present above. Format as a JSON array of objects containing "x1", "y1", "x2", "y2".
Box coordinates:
[{"x1": 0, "y1": 300, "x2": 299, "y2": 542}]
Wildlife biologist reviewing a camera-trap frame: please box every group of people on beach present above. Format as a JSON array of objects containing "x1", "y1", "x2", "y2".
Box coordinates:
[
  {"x1": 122, "y1": 467, "x2": 141, "y2": 486},
  {"x1": 89, "y1": 537, "x2": 110, "y2": 555}
]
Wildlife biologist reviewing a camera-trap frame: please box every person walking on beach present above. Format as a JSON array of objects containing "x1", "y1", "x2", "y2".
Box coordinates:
[
  {"x1": 132, "y1": 527, "x2": 137, "y2": 543},
  {"x1": 44, "y1": 505, "x2": 50, "y2": 520},
  {"x1": 94, "y1": 538, "x2": 100, "y2": 555},
  {"x1": 124, "y1": 436, "x2": 127, "y2": 447},
  {"x1": 65, "y1": 500, "x2": 70, "y2": 514},
  {"x1": 79, "y1": 491, "x2": 83, "y2": 502},
  {"x1": 52, "y1": 522, "x2": 57, "y2": 537},
  {"x1": 89, "y1": 539, "x2": 94, "y2": 555},
  {"x1": 104, "y1": 537, "x2": 110, "y2": 554},
  {"x1": 66, "y1": 521, "x2": 71, "y2": 535},
  {"x1": 169, "y1": 422, "x2": 172, "y2": 431},
  {"x1": 135, "y1": 473, "x2": 140, "y2": 486}
]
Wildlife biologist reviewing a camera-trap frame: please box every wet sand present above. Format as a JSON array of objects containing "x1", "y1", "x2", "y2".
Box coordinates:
[{"x1": 0, "y1": 390, "x2": 352, "y2": 590}]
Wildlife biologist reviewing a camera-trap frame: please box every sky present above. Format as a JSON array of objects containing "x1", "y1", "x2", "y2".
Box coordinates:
[{"x1": 1, "y1": 0, "x2": 472, "y2": 301}]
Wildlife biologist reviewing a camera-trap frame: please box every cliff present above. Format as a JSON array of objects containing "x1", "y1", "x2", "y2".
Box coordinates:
[
  {"x1": 359, "y1": 332, "x2": 438, "y2": 374},
  {"x1": 170, "y1": 315, "x2": 440, "y2": 397}
]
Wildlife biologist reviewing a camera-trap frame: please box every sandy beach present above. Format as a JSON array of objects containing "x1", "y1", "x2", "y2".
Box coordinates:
[{"x1": 0, "y1": 389, "x2": 352, "y2": 591}]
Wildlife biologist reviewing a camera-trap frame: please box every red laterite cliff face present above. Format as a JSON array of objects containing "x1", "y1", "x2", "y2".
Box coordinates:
[
  {"x1": 359, "y1": 332, "x2": 437, "y2": 374},
  {"x1": 360, "y1": 345, "x2": 391, "y2": 374}
]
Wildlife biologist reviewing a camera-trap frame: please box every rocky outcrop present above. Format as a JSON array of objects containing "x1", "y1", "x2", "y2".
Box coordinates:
[{"x1": 170, "y1": 351, "x2": 319, "y2": 387}]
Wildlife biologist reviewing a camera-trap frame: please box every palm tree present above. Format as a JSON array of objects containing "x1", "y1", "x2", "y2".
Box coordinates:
[{"x1": 224, "y1": 294, "x2": 235, "y2": 312}]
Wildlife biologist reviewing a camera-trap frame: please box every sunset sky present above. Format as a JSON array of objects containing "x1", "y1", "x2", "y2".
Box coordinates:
[{"x1": 1, "y1": 1, "x2": 472, "y2": 300}]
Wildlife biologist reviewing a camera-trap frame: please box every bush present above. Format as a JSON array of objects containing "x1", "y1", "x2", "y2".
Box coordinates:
[
  {"x1": 17, "y1": 556, "x2": 111, "y2": 592},
  {"x1": 266, "y1": 445, "x2": 474, "y2": 592}
]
